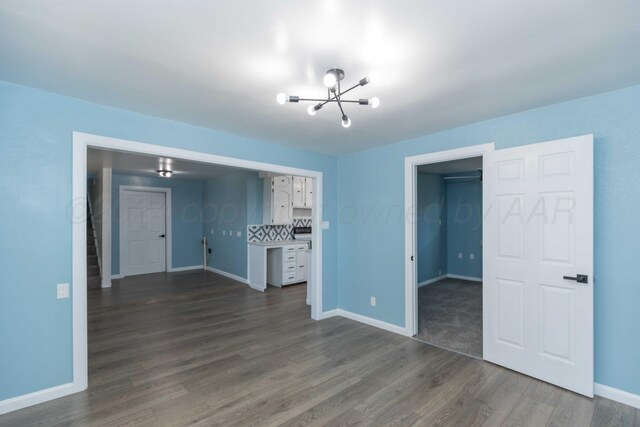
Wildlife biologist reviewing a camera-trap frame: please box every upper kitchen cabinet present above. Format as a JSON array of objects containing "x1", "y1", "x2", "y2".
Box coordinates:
[
  {"x1": 264, "y1": 175, "x2": 293, "y2": 224},
  {"x1": 293, "y1": 176, "x2": 305, "y2": 208},
  {"x1": 304, "y1": 177, "x2": 313, "y2": 208},
  {"x1": 293, "y1": 176, "x2": 313, "y2": 208},
  {"x1": 263, "y1": 175, "x2": 312, "y2": 224}
]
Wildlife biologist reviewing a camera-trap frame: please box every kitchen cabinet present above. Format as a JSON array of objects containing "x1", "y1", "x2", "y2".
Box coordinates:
[
  {"x1": 264, "y1": 176, "x2": 293, "y2": 224},
  {"x1": 293, "y1": 176, "x2": 305, "y2": 208},
  {"x1": 265, "y1": 242, "x2": 309, "y2": 286},
  {"x1": 304, "y1": 177, "x2": 313, "y2": 208}
]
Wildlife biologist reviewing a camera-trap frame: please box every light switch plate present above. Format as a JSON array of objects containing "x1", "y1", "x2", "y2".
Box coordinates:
[
  {"x1": 236, "y1": 231, "x2": 241, "y2": 237},
  {"x1": 57, "y1": 283, "x2": 69, "y2": 299},
  {"x1": 321, "y1": 221, "x2": 330, "y2": 230}
]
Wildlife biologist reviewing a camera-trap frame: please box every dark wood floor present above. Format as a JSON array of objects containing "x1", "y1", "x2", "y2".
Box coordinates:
[{"x1": 1, "y1": 270, "x2": 637, "y2": 426}]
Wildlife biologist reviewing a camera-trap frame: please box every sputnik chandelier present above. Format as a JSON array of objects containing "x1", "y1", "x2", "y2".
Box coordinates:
[{"x1": 276, "y1": 68, "x2": 379, "y2": 128}]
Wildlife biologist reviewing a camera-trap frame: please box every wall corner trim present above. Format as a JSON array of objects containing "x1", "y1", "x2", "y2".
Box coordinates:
[
  {"x1": 206, "y1": 266, "x2": 249, "y2": 284},
  {"x1": 594, "y1": 383, "x2": 640, "y2": 409},
  {"x1": 0, "y1": 382, "x2": 82, "y2": 416}
]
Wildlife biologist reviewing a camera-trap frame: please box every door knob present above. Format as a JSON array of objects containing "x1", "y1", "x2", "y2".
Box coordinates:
[
  {"x1": 159, "y1": 234, "x2": 166, "y2": 238},
  {"x1": 563, "y1": 274, "x2": 588, "y2": 284}
]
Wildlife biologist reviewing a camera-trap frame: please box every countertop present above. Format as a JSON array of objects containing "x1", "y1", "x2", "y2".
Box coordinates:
[{"x1": 248, "y1": 240, "x2": 309, "y2": 247}]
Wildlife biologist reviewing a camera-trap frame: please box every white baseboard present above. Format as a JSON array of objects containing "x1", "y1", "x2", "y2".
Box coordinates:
[
  {"x1": 595, "y1": 383, "x2": 640, "y2": 409},
  {"x1": 446, "y1": 274, "x2": 482, "y2": 282},
  {"x1": 0, "y1": 382, "x2": 83, "y2": 415},
  {"x1": 418, "y1": 275, "x2": 448, "y2": 287},
  {"x1": 333, "y1": 309, "x2": 412, "y2": 337},
  {"x1": 206, "y1": 266, "x2": 249, "y2": 285},
  {"x1": 168, "y1": 265, "x2": 203, "y2": 272},
  {"x1": 318, "y1": 309, "x2": 338, "y2": 320},
  {"x1": 111, "y1": 274, "x2": 124, "y2": 279}
]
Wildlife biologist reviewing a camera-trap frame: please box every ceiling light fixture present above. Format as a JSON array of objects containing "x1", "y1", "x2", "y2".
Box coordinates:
[
  {"x1": 277, "y1": 68, "x2": 379, "y2": 128},
  {"x1": 157, "y1": 169, "x2": 173, "y2": 178}
]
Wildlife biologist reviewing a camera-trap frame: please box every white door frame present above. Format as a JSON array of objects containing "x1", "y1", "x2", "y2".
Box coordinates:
[
  {"x1": 71, "y1": 131, "x2": 325, "y2": 396},
  {"x1": 404, "y1": 143, "x2": 495, "y2": 337},
  {"x1": 119, "y1": 186, "x2": 172, "y2": 277}
]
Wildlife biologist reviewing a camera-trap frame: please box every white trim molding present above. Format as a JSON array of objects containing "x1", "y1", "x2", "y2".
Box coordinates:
[
  {"x1": 169, "y1": 265, "x2": 204, "y2": 273},
  {"x1": 404, "y1": 143, "x2": 495, "y2": 338},
  {"x1": 0, "y1": 383, "x2": 83, "y2": 416},
  {"x1": 60, "y1": 131, "x2": 325, "y2": 417},
  {"x1": 206, "y1": 266, "x2": 249, "y2": 284},
  {"x1": 418, "y1": 275, "x2": 448, "y2": 287},
  {"x1": 595, "y1": 383, "x2": 640, "y2": 409},
  {"x1": 446, "y1": 274, "x2": 482, "y2": 282},
  {"x1": 318, "y1": 309, "x2": 339, "y2": 320},
  {"x1": 322, "y1": 309, "x2": 412, "y2": 337}
]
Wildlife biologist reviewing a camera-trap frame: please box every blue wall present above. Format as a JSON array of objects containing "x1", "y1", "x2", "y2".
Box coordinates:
[
  {"x1": 203, "y1": 170, "x2": 263, "y2": 278},
  {"x1": 0, "y1": 81, "x2": 337, "y2": 401},
  {"x1": 416, "y1": 173, "x2": 447, "y2": 283},
  {"x1": 338, "y1": 84, "x2": 640, "y2": 396},
  {"x1": 2, "y1": 78, "x2": 640, "y2": 401},
  {"x1": 111, "y1": 173, "x2": 205, "y2": 275},
  {"x1": 445, "y1": 175, "x2": 482, "y2": 279}
]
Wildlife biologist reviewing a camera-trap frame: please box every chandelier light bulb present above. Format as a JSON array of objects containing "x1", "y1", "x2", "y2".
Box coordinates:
[
  {"x1": 307, "y1": 105, "x2": 317, "y2": 116},
  {"x1": 370, "y1": 97, "x2": 380, "y2": 109},
  {"x1": 341, "y1": 116, "x2": 351, "y2": 128},
  {"x1": 323, "y1": 72, "x2": 337, "y2": 88},
  {"x1": 276, "y1": 93, "x2": 287, "y2": 105}
]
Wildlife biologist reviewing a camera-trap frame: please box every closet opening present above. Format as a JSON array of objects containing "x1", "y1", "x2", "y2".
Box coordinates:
[{"x1": 414, "y1": 156, "x2": 483, "y2": 358}]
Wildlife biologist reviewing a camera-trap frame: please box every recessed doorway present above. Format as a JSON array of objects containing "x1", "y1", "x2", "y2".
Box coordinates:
[{"x1": 415, "y1": 156, "x2": 484, "y2": 358}]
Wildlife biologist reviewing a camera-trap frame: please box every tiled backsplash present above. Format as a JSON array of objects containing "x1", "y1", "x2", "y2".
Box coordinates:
[
  {"x1": 247, "y1": 219, "x2": 311, "y2": 243},
  {"x1": 293, "y1": 218, "x2": 311, "y2": 227}
]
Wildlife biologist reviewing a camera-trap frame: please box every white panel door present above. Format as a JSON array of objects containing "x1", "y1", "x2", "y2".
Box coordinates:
[
  {"x1": 123, "y1": 191, "x2": 167, "y2": 276},
  {"x1": 484, "y1": 134, "x2": 593, "y2": 396}
]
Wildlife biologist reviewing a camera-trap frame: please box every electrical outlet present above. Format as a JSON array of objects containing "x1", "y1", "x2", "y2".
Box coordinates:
[
  {"x1": 470, "y1": 253, "x2": 475, "y2": 260},
  {"x1": 222, "y1": 230, "x2": 226, "y2": 236},
  {"x1": 370, "y1": 296, "x2": 376, "y2": 307},
  {"x1": 438, "y1": 269, "x2": 442, "y2": 276},
  {"x1": 458, "y1": 252, "x2": 463, "y2": 259},
  {"x1": 57, "y1": 283, "x2": 69, "y2": 299},
  {"x1": 229, "y1": 230, "x2": 232, "y2": 236},
  {"x1": 211, "y1": 229, "x2": 214, "y2": 234}
]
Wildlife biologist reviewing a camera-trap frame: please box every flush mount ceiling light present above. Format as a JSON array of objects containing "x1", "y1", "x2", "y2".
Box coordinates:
[
  {"x1": 277, "y1": 68, "x2": 379, "y2": 128},
  {"x1": 156, "y1": 169, "x2": 173, "y2": 178}
]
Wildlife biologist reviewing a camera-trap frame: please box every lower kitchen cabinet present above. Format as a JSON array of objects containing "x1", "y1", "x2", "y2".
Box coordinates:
[{"x1": 266, "y1": 242, "x2": 309, "y2": 286}]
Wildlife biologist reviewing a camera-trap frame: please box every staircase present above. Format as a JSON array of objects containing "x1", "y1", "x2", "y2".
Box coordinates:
[{"x1": 87, "y1": 202, "x2": 102, "y2": 289}]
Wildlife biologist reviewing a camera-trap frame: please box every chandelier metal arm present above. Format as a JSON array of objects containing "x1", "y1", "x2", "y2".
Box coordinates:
[
  {"x1": 297, "y1": 98, "x2": 364, "y2": 103},
  {"x1": 277, "y1": 68, "x2": 378, "y2": 127}
]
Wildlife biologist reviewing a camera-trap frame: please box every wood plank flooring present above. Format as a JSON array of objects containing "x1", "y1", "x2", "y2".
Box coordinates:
[{"x1": 1, "y1": 270, "x2": 637, "y2": 426}]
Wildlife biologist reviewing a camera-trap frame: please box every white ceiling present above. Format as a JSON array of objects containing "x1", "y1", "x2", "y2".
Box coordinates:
[
  {"x1": 2, "y1": 1, "x2": 640, "y2": 155},
  {"x1": 418, "y1": 157, "x2": 482, "y2": 175},
  {"x1": 88, "y1": 148, "x2": 251, "y2": 180}
]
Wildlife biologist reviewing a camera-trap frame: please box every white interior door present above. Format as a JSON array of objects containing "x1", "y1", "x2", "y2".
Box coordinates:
[
  {"x1": 484, "y1": 134, "x2": 594, "y2": 396},
  {"x1": 123, "y1": 190, "x2": 167, "y2": 276}
]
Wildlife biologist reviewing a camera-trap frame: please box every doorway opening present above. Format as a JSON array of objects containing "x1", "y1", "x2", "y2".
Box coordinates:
[
  {"x1": 415, "y1": 157, "x2": 483, "y2": 357},
  {"x1": 73, "y1": 132, "x2": 324, "y2": 394}
]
